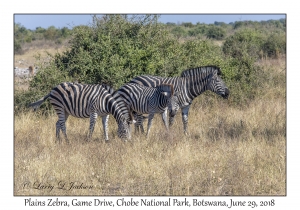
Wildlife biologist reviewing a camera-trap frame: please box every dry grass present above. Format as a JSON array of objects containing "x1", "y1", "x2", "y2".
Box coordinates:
[
  {"x1": 14, "y1": 57, "x2": 286, "y2": 196},
  {"x1": 14, "y1": 39, "x2": 67, "y2": 69}
]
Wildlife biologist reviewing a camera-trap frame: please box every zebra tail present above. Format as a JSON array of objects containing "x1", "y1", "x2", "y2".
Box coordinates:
[{"x1": 28, "y1": 93, "x2": 51, "y2": 110}]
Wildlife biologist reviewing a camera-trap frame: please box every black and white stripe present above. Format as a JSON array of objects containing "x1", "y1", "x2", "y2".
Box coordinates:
[
  {"x1": 28, "y1": 82, "x2": 134, "y2": 143},
  {"x1": 117, "y1": 83, "x2": 178, "y2": 136},
  {"x1": 129, "y1": 66, "x2": 230, "y2": 134}
]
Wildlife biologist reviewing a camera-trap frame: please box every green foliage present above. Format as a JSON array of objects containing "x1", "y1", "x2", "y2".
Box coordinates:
[
  {"x1": 60, "y1": 27, "x2": 71, "y2": 38},
  {"x1": 206, "y1": 26, "x2": 226, "y2": 40},
  {"x1": 14, "y1": 23, "x2": 35, "y2": 53},
  {"x1": 182, "y1": 22, "x2": 194, "y2": 28},
  {"x1": 29, "y1": 60, "x2": 70, "y2": 92},
  {"x1": 15, "y1": 16, "x2": 286, "y2": 113},
  {"x1": 223, "y1": 27, "x2": 286, "y2": 60},
  {"x1": 214, "y1": 21, "x2": 226, "y2": 26},
  {"x1": 221, "y1": 53, "x2": 269, "y2": 107},
  {"x1": 14, "y1": 40, "x2": 22, "y2": 54},
  {"x1": 220, "y1": 28, "x2": 284, "y2": 105},
  {"x1": 187, "y1": 25, "x2": 208, "y2": 37},
  {"x1": 223, "y1": 28, "x2": 265, "y2": 59},
  {"x1": 181, "y1": 39, "x2": 224, "y2": 68},
  {"x1": 52, "y1": 15, "x2": 184, "y2": 88},
  {"x1": 171, "y1": 26, "x2": 188, "y2": 38},
  {"x1": 44, "y1": 26, "x2": 58, "y2": 40},
  {"x1": 262, "y1": 33, "x2": 286, "y2": 58}
]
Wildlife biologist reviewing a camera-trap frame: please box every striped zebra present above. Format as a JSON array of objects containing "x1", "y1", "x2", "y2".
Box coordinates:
[
  {"x1": 28, "y1": 82, "x2": 135, "y2": 143},
  {"x1": 130, "y1": 66, "x2": 230, "y2": 134},
  {"x1": 117, "y1": 83, "x2": 178, "y2": 137}
]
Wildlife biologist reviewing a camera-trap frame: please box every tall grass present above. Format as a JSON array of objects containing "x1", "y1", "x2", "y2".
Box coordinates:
[{"x1": 14, "y1": 58, "x2": 286, "y2": 196}]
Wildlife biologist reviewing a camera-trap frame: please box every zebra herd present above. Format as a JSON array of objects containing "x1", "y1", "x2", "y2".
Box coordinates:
[{"x1": 29, "y1": 65, "x2": 229, "y2": 143}]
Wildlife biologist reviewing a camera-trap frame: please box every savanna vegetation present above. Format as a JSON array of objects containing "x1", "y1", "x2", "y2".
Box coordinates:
[{"x1": 14, "y1": 15, "x2": 286, "y2": 196}]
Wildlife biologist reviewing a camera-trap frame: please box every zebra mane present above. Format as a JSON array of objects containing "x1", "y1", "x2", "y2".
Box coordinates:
[{"x1": 180, "y1": 66, "x2": 221, "y2": 77}]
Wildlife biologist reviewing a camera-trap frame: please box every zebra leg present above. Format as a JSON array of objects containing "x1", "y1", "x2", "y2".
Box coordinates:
[
  {"x1": 169, "y1": 115, "x2": 175, "y2": 127},
  {"x1": 55, "y1": 120, "x2": 61, "y2": 143},
  {"x1": 181, "y1": 105, "x2": 190, "y2": 135},
  {"x1": 102, "y1": 115, "x2": 109, "y2": 142},
  {"x1": 56, "y1": 112, "x2": 69, "y2": 144},
  {"x1": 62, "y1": 113, "x2": 69, "y2": 144},
  {"x1": 134, "y1": 113, "x2": 145, "y2": 134},
  {"x1": 135, "y1": 123, "x2": 140, "y2": 133},
  {"x1": 140, "y1": 122, "x2": 145, "y2": 133},
  {"x1": 146, "y1": 113, "x2": 155, "y2": 137},
  {"x1": 88, "y1": 112, "x2": 98, "y2": 141},
  {"x1": 161, "y1": 109, "x2": 169, "y2": 131}
]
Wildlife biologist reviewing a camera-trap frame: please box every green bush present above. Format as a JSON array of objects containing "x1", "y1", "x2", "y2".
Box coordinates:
[
  {"x1": 187, "y1": 25, "x2": 207, "y2": 37},
  {"x1": 15, "y1": 15, "x2": 286, "y2": 113},
  {"x1": 181, "y1": 39, "x2": 224, "y2": 68},
  {"x1": 262, "y1": 33, "x2": 286, "y2": 58},
  {"x1": 50, "y1": 15, "x2": 191, "y2": 88},
  {"x1": 14, "y1": 40, "x2": 22, "y2": 54},
  {"x1": 223, "y1": 28, "x2": 265, "y2": 59},
  {"x1": 182, "y1": 22, "x2": 194, "y2": 28},
  {"x1": 206, "y1": 26, "x2": 226, "y2": 40},
  {"x1": 44, "y1": 26, "x2": 58, "y2": 40},
  {"x1": 171, "y1": 26, "x2": 188, "y2": 38}
]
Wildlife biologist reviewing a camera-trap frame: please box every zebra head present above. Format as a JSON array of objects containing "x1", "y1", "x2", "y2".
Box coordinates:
[
  {"x1": 168, "y1": 92, "x2": 181, "y2": 117},
  {"x1": 208, "y1": 67, "x2": 230, "y2": 99},
  {"x1": 117, "y1": 107, "x2": 136, "y2": 140}
]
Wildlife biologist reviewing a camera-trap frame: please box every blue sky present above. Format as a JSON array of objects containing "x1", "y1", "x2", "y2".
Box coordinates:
[{"x1": 14, "y1": 14, "x2": 286, "y2": 30}]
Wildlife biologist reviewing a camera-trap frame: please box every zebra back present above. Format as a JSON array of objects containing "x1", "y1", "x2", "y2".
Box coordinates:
[{"x1": 180, "y1": 65, "x2": 221, "y2": 77}]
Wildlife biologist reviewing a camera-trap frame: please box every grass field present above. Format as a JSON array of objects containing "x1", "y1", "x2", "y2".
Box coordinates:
[{"x1": 14, "y1": 51, "x2": 286, "y2": 195}]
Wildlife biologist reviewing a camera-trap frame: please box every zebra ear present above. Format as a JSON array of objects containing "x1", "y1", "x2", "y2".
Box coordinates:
[{"x1": 216, "y1": 68, "x2": 222, "y2": 75}]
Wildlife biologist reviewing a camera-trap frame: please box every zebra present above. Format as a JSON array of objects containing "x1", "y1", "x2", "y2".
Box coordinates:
[
  {"x1": 117, "y1": 83, "x2": 179, "y2": 137},
  {"x1": 28, "y1": 82, "x2": 135, "y2": 143},
  {"x1": 129, "y1": 66, "x2": 230, "y2": 134}
]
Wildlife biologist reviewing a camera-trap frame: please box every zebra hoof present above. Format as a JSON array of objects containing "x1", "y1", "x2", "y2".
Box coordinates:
[{"x1": 184, "y1": 132, "x2": 190, "y2": 137}]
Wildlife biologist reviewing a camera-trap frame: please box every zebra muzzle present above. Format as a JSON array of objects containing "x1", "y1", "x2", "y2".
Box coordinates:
[{"x1": 223, "y1": 88, "x2": 230, "y2": 99}]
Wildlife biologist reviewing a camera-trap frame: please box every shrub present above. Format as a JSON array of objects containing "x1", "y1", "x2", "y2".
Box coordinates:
[
  {"x1": 206, "y1": 26, "x2": 226, "y2": 40},
  {"x1": 51, "y1": 15, "x2": 184, "y2": 88},
  {"x1": 171, "y1": 26, "x2": 187, "y2": 38},
  {"x1": 223, "y1": 28, "x2": 265, "y2": 59},
  {"x1": 221, "y1": 54, "x2": 266, "y2": 106},
  {"x1": 181, "y1": 39, "x2": 224, "y2": 68},
  {"x1": 187, "y1": 25, "x2": 207, "y2": 37},
  {"x1": 262, "y1": 33, "x2": 286, "y2": 58},
  {"x1": 44, "y1": 26, "x2": 58, "y2": 40},
  {"x1": 14, "y1": 40, "x2": 22, "y2": 54},
  {"x1": 182, "y1": 22, "x2": 194, "y2": 28}
]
